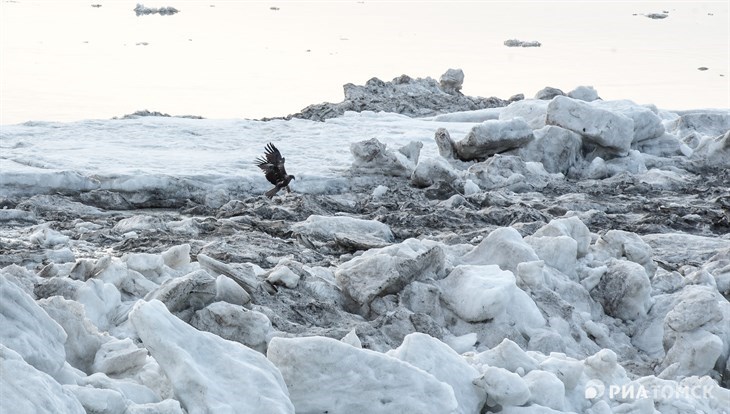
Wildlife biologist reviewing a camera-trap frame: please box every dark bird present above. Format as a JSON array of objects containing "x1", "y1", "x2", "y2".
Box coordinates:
[{"x1": 255, "y1": 142, "x2": 295, "y2": 198}]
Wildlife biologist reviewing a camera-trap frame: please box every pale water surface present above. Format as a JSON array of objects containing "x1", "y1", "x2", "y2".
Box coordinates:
[{"x1": 1, "y1": 0, "x2": 728, "y2": 124}]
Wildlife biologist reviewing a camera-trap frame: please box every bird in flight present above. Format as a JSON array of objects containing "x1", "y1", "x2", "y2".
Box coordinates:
[{"x1": 255, "y1": 142, "x2": 295, "y2": 198}]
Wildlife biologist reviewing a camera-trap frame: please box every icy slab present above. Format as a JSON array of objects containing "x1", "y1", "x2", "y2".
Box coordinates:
[
  {"x1": 438, "y1": 265, "x2": 516, "y2": 322},
  {"x1": 431, "y1": 108, "x2": 502, "y2": 122},
  {"x1": 266, "y1": 335, "x2": 458, "y2": 414},
  {"x1": 0, "y1": 277, "x2": 67, "y2": 377},
  {"x1": 0, "y1": 208, "x2": 37, "y2": 223},
  {"x1": 591, "y1": 99, "x2": 665, "y2": 143},
  {"x1": 387, "y1": 333, "x2": 485, "y2": 414},
  {"x1": 38, "y1": 296, "x2": 108, "y2": 374},
  {"x1": 516, "y1": 125, "x2": 582, "y2": 174},
  {"x1": 474, "y1": 366, "x2": 530, "y2": 407},
  {"x1": 266, "y1": 266, "x2": 300, "y2": 289},
  {"x1": 439, "y1": 68, "x2": 464, "y2": 95},
  {"x1": 589, "y1": 259, "x2": 651, "y2": 321},
  {"x1": 641, "y1": 233, "x2": 730, "y2": 265},
  {"x1": 411, "y1": 156, "x2": 459, "y2": 188},
  {"x1": 532, "y1": 216, "x2": 592, "y2": 258},
  {"x1": 144, "y1": 269, "x2": 217, "y2": 319},
  {"x1": 499, "y1": 99, "x2": 550, "y2": 129},
  {"x1": 129, "y1": 300, "x2": 294, "y2": 413},
  {"x1": 350, "y1": 137, "x2": 417, "y2": 177},
  {"x1": 336, "y1": 244, "x2": 444, "y2": 309},
  {"x1": 454, "y1": 118, "x2": 534, "y2": 160},
  {"x1": 523, "y1": 370, "x2": 566, "y2": 410},
  {"x1": 693, "y1": 129, "x2": 730, "y2": 166},
  {"x1": 292, "y1": 214, "x2": 394, "y2": 244},
  {"x1": 190, "y1": 302, "x2": 274, "y2": 354},
  {"x1": 0, "y1": 345, "x2": 84, "y2": 414},
  {"x1": 546, "y1": 95, "x2": 634, "y2": 155},
  {"x1": 667, "y1": 287, "x2": 724, "y2": 332},
  {"x1": 568, "y1": 85, "x2": 599, "y2": 102},
  {"x1": 462, "y1": 227, "x2": 540, "y2": 272}
]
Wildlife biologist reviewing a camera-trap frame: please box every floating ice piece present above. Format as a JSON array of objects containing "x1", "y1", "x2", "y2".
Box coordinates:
[
  {"x1": 340, "y1": 329, "x2": 362, "y2": 348},
  {"x1": 470, "y1": 338, "x2": 539, "y2": 373},
  {"x1": 267, "y1": 265, "x2": 300, "y2": 289},
  {"x1": 439, "y1": 68, "x2": 465, "y2": 95},
  {"x1": 523, "y1": 370, "x2": 566, "y2": 411},
  {"x1": 525, "y1": 235, "x2": 578, "y2": 278},
  {"x1": 64, "y1": 383, "x2": 128, "y2": 414},
  {"x1": 432, "y1": 108, "x2": 502, "y2": 123},
  {"x1": 160, "y1": 244, "x2": 191, "y2": 270},
  {"x1": 92, "y1": 338, "x2": 148, "y2": 376},
  {"x1": 214, "y1": 274, "x2": 251, "y2": 306},
  {"x1": 693, "y1": 130, "x2": 730, "y2": 166},
  {"x1": 144, "y1": 269, "x2": 216, "y2": 319},
  {"x1": 664, "y1": 286, "x2": 724, "y2": 332},
  {"x1": 594, "y1": 230, "x2": 656, "y2": 277},
  {"x1": 372, "y1": 184, "x2": 389, "y2": 198},
  {"x1": 113, "y1": 215, "x2": 165, "y2": 234}
]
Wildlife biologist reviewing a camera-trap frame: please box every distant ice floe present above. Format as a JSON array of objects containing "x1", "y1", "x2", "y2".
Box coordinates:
[
  {"x1": 504, "y1": 39, "x2": 542, "y2": 47},
  {"x1": 133, "y1": 3, "x2": 179, "y2": 16}
]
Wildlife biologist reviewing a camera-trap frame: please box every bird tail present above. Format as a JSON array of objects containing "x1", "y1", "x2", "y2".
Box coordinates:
[{"x1": 265, "y1": 187, "x2": 278, "y2": 198}]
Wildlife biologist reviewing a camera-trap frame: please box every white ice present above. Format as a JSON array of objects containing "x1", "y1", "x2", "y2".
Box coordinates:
[{"x1": 1, "y1": 97, "x2": 729, "y2": 414}]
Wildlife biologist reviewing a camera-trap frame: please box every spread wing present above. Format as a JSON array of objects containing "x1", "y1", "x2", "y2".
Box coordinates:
[{"x1": 255, "y1": 142, "x2": 288, "y2": 185}]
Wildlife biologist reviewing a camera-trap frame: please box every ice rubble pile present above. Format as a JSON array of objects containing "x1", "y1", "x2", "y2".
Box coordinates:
[
  {"x1": 2, "y1": 209, "x2": 729, "y2": 413},
  {"x1": 279, "y1": 68, "x2": 519, "y2": 122},
  {"x1": 1, "y1": 85, "x2": 729, "y2": 413},
  {"x1": 353, "y1": 93, "x2": 729, "y2": 194}
]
